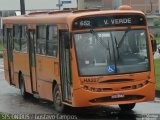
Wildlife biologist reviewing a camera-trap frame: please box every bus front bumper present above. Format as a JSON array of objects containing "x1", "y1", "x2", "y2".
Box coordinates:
[{"x1": 72, "y1": 82, "x2": 155, "y2": 107}]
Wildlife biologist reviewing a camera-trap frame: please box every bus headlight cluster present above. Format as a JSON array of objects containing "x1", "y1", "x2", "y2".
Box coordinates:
[
  {"x1": 131, "y1": 80, "x2": 149, "y2": 90},
  {"x1": 83, "y1": 86, "x2": 102, "y2": 92}
]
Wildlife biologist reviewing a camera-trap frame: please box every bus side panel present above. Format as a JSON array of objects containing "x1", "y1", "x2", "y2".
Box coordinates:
[
  {"x1": 23, "y1": 76, "x2": 32, "y2": 94},
  {"x1": 13, "y1": 52, "x2": 32, "y2": 93},
  {"x1": 36, "y1": 55, "x2": 59, "y2": 101},
  {"x1": 37, "y1": 80, "x2": 53, "y2": 101},
  {"x1": 3, "y1": 50, "x2": 10, "y2": 83},
  {"x1": 14, "y1": 72, "x2": 19, "y2": 88}
]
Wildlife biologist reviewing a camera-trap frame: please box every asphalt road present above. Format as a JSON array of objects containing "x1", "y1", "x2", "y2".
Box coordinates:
[{"x1": 0, "y1": 58, "x2": 160, "y2": 120}]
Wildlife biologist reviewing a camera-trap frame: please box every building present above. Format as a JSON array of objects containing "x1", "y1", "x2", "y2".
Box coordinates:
[
  {"x1": 79, "y1": 0, "x2": 113, "y2": 10},
  {"x1": 122, "y1": 0, "x2": 159, "y2": 14},
  {"x1": 78, "y1": 0, "x2": 159, "y2": 14}
]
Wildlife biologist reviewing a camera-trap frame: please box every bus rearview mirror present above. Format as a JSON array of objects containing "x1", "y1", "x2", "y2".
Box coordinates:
[{"x1": 151, "y1": 39, "x2": 157, "y2": 54}]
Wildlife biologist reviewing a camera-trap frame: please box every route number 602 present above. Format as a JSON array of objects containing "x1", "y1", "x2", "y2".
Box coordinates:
[{"x1": 80, "y1": 20, "x2": 91, "y2": 27}]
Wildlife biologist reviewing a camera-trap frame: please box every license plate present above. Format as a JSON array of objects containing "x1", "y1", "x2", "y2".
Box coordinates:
[{"x1": 111, "y1": 93, "x2": 125, "y2": 99}]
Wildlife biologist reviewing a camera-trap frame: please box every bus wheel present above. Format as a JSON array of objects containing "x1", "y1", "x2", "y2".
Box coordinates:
[
  {"x1": 53, "y1": 84, "x2": 65, "y2": 113},
  {"x1": 20, "y1": 74, "x2": 30, "y2": 99},
  {"x1": 119, "y1": 103, "x2": 135, "y2": 111}
]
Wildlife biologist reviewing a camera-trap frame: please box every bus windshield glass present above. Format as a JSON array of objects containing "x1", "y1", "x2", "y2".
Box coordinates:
[{"x1": 74, "y1": 29, "x2": 149, "y2": 76}]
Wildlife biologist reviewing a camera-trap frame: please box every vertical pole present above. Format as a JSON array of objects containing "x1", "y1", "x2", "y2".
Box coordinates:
[
  {"x1": 20, "y1": 0, "x2": 26, "y2": 15},
  {"x1": 77, "y1": 0, "x2": 78, "y2": 10},
  {"x1": 145, "y1": 0, "x2": 146, "y2": 14},
  {"x1": 150, "y1": 0, "x2": 153, "y2": 13},
  {"x1": 59, "y1": 0, "x2": 61, "y2": 10}
]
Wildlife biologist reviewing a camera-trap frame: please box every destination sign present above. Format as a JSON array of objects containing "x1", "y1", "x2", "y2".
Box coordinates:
[{"x1": 73, "y1": 15, "x2": 146, "y2": 30}]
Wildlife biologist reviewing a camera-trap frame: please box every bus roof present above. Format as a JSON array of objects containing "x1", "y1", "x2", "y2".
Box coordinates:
[{"x1": 3, "y1": 9, "x2": 145, "y2": 28}]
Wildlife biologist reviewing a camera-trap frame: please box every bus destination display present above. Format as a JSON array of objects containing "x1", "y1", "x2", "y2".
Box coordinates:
[{"x1": 73, "y1": 15, "x2": 146, "y2": 30}]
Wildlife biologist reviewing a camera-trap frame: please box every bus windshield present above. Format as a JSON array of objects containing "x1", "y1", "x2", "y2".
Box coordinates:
[{"x1": 74, "y1": 29, "x2": 149, "y2": 76}]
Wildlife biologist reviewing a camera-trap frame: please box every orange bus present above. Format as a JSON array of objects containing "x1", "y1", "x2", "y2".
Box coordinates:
[{"x1": 2, "y1": 6, "x2": 157, "y2": 112}]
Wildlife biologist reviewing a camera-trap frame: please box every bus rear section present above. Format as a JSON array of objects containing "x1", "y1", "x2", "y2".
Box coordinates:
[{"x1": 71, "y1": 11, "x2": 155, "y2": 110}]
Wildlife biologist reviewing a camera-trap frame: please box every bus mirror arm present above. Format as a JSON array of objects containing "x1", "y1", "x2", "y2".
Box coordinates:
[{"x1": 151, "y1": 39, "x2": 157, "y2": 54}]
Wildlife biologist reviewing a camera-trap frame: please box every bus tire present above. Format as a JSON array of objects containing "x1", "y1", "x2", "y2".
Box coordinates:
[
  {"x1": 53, "y1": 84, "x2": 66, "y2": 113},
  {"x1": 119, "y1": 103, "x2": 135, "y2": 111},
  {"x1": 19, "y1": 74, "x2": 30, "y2": 99}
]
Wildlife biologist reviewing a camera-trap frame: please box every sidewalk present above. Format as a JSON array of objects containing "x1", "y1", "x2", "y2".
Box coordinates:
[{"x1": 154, "y1": 51, "x2": 160, "y2": 59}]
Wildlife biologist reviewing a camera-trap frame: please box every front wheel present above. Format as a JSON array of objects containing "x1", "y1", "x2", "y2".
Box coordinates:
[
  {"x1": 119, "y1": 103, "x2": 136, "y2": 111},
  {"x1": 53, "y1": 84, "x2": 66, "y2": 113}
]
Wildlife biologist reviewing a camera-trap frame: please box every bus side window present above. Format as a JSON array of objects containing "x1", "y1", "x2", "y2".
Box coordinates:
[
  {"x1": 47, "y1": 25, "x2": 58, "y2": 57},
  {"x1": 20, "y1": 26, "x2": 28, "y2": 52},
  {"x1": 3, "y1": 25, "x2": 7, "y2": 49},
  {"x1": 36, "y1": 25, "x2": 47, "y2": 55},
  {"x1": 13, "y1": 25, "x2": 21, "y2": 51}
]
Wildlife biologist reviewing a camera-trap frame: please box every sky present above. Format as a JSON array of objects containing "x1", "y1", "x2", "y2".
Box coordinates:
[{"x1": 0, "y1": 0, "x2": 77, "y2": 11}]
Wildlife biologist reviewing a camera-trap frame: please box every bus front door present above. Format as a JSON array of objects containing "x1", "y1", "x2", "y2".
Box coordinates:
[
  {"x1": 28, "y1": 29, "x2": 37, "y2": 92},
  {"x1": 7, "y1": 28, "x2": 14, "y2": 85},
  {"x1": 59, "y1": 30, "x2": 72, "y2": 101}
]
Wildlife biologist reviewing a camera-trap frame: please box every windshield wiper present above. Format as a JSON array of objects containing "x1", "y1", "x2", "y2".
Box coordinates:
[
  {"x1": 90, "y1": 29, "x2": 109, "y2": 51},
  {"x1": 114, "y1": 36, "x2": 120, "y2": 59},
  {"x1": 90, "y1": 29, "x2": 111, "y2": 60},
  {"x1": 117, "y1": 29, "x2": 130, "y2": 48}
]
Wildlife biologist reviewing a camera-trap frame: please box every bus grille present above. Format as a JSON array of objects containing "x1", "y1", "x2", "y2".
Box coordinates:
[
  {"x1": 89, "y1": 95, "x2": 144, "y2": 103},
  {"x1": 99, "y1": 79, "x2": 133, "y2": 83}
]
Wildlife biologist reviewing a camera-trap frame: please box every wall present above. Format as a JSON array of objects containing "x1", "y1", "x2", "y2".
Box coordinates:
[
  {"x1": 122, "y1": 0, "x2": 159, "y2": 14},
  {"x1": 84, "y1": 0, "x2": 102, "y2": 9}
]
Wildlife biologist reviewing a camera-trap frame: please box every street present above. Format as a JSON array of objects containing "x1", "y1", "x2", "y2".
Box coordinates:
[{"x1": 0, "y1": 58, "x2": 160, "y2": 120}]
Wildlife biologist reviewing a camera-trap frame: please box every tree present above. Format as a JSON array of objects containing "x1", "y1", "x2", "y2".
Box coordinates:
[{"x1": 154, "y1": 19, "x2": 160, "y2": 26}]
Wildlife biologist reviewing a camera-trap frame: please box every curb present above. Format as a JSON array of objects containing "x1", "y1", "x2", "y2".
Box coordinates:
[{"x1": 156, "y1": 90, "x2": 160, "y2": 98}]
